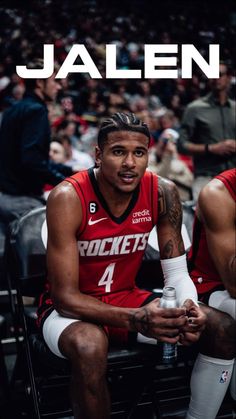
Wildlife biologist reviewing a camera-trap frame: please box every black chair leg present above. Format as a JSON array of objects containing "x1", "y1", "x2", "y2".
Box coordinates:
[{"x1": 0, "y1": 315, "x2": 12, "y2": 418}]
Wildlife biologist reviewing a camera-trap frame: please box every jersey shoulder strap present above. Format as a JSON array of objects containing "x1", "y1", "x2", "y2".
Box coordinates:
[
  {"x1": 142, "y1": 171, "x2": 158, "y2": 226},
  {"x1": 215, "y1": 168, "x2": 236, "y2": 201},
  {"x1": 64, "y1": 170, "x2": 91, "y2": 234}
]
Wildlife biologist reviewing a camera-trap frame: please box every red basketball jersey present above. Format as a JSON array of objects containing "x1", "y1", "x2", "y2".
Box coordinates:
[
  {"x1": 65, "y1": 168, "x2": 159, "y2": 297},
  {"x1": 189, "y1": 169, "x2": 236, "y2": 294}
]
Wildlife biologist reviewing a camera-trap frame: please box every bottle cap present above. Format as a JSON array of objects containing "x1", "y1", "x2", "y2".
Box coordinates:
[{"x1": 162, "y1": 286, "x2": 176, "y2": 298}]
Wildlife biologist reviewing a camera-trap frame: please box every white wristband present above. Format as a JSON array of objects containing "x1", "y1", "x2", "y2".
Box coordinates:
[{"x1": 161, "y1": 254, "x2": 198, "y2": 307}]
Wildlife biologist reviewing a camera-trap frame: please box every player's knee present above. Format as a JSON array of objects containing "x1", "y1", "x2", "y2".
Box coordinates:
[
  {"x1": 68, "y1": 326, "x2": 108, "y2": 365},
  {"x1": 218, "y1": 314, "x2": 236, "y2": 359},
  {"x1": 203, "y1": 306, "x2": 236, "y2": 359}
]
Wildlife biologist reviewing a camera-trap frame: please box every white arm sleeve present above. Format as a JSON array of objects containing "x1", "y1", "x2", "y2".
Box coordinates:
[{"x1": 160, "y1": 254, "x2": 198, "y2": 307}]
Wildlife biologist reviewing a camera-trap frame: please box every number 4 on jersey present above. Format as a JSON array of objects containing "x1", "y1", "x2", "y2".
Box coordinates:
[{"x1": 98, "y1": 263, "x2": 115, "y2": 292}]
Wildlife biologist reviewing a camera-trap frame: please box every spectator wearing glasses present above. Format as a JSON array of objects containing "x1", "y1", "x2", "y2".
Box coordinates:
[{"x1": 178, "y1": 61, "x2": 236, "y2": 202}]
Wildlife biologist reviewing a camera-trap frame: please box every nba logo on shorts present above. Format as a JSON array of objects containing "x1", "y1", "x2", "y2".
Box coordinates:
[{"x1": 220, "y1": 370, "x2": 229, "y2": 383}]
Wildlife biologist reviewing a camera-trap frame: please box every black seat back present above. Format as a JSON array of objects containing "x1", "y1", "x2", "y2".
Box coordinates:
[{"x1": 8, "y1": 206, "x2": 47, "y2": 297}]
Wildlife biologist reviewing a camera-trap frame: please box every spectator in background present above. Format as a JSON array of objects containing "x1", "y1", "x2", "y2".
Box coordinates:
[
  {"x1": 44, "y1": 139, "x2": 69, "y2": 199},
  {"x1": 10, "y1": 83, "x2": 25, "y2": 102},
  {"x1": 0, "y1": 82, "x2": 25, "y2": 111},
  {"x1": 148, "y1": 109, "x2": 193, "y2": 201},
  {"x1": 160, "y1": 109, "x2": 193, "y2": 172},
  {"x1": 138, "y1": 110, "x2": 161, "y2": 144},
  {"x1": 50, "y1": 98, "x2": 88, "y2": 144},
  {"x1": 160, "y1": 109, "x2": 180, "y2": 132},
  {"x1": 148, "y1": 130, "x2": 193, "y2": 202},
  {"x1": 0, "y1": 59, "x2": 73, "y2": 241},
  {"x1": 49, "y1": 139, "x2": 67, "y2": 165},
  {"x1": 56, "y1": 120, "x2": 80, "y2": 148},
  {"x1": 129, "y1": 80, "x2": 162, "y2": 114},
  {"x1": 60, "y1": 134, "x2": 94, "y2": 171},
  {"x1": 178, "y1": 61, "x2": 236, "y2": 202}
]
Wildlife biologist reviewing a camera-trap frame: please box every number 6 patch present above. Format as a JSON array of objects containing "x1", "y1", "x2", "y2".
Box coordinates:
[{"x1": 89, "y1": 201, "x2": 98, "y2": 214}]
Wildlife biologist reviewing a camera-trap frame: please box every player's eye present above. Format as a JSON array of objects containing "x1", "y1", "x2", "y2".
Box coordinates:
[
  {"x1": 135, "y1": 150, "x2": 145, "y2": 157},
  {"x1": 113, "y1": 149, "x2": 124, "y2": 156}
]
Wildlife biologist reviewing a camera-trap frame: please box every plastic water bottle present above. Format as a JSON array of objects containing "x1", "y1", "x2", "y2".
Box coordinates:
[{"x1": 160, "y1": 286, "x2": 178, "y2": 365}]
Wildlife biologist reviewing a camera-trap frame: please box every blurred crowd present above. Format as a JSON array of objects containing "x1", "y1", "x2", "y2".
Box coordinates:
[{"x1": 0, "y1": 0, "x2": 235, "y2": 200}]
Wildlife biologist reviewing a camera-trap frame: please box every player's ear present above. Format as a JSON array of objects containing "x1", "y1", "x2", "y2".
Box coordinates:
[{"x1": 95, "y1": 146, "x2": 102, "y2": 167}]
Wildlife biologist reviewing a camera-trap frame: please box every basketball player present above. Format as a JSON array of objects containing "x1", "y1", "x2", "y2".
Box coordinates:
[
  {"x1": 186, "y1": 168, "x2": 236, "y2": 419},
  {"x1": 37, "y1": 113, "x2": 235, "y2": 419}
]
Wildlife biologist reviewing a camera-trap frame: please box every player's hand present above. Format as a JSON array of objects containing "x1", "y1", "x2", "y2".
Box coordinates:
[
  {"x1": 130, "y1": 298, "x2": 187, "y2": 343},
  {"x1": 179, "y1": 299, "x2": 206, "y2": 346}
]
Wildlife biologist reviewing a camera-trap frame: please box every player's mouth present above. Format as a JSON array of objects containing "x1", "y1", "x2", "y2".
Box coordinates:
[{"x1": 118, "y1": 172, "x2": 138, "y2": 184}]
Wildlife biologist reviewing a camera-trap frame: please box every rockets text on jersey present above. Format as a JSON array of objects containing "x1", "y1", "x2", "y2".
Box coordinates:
[{"x1": 78, "y1": 232, "x2": 149, "y2": 257}]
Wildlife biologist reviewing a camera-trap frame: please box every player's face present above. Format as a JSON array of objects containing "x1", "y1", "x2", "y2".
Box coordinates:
[{"x1": 96, "y1": 130, "x2": 149, "y2": 194}]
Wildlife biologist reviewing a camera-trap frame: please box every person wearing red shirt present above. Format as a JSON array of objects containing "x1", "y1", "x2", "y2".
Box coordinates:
[
  {"x1": 38, "y1": 113, "x2": 235, "y2": 419},
  {"x1": 187, "y1": 169, "x2": 236, "y2": 419}
]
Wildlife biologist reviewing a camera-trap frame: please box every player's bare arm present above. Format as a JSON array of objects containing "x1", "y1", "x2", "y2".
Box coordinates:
[
  {"x1": 157, "y1": 176, "x2": 185, "y2": 258},
  {"x1": 198, "y1": 179, "x2": 236, "y2": 298},
  {"x1": 156, "y1": 176, "x2": 206, "y2": 343}
]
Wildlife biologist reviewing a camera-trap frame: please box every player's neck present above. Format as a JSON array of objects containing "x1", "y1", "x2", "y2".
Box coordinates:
[{"x1": 94, "y1": 169, "x2": 134, "y2": 217}]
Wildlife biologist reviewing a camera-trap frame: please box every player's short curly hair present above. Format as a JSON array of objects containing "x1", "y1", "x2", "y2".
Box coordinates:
[{"x1": 97, "y1": 112, "x2": 151, "y2": 148}]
